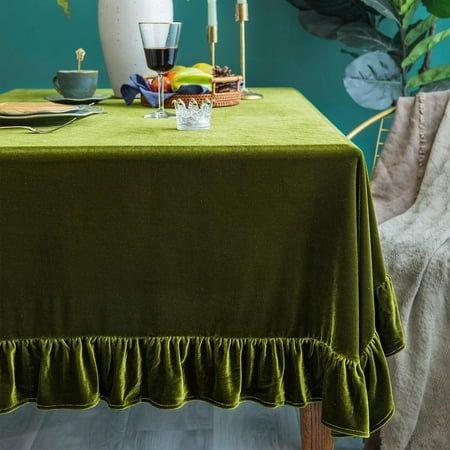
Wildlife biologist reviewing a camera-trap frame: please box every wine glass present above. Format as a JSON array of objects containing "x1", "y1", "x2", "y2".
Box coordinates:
[{"x1": 139, "y1": 22, "x2": 182, "y2": 119}]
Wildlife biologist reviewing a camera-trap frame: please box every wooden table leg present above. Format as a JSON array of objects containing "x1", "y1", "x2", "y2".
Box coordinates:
[
  {"x1": 363, "y1": 431, "x2": 381, "y2": 450},
  {"x1": 300, "y1": 403, "x2": 334, "y2": 450}
]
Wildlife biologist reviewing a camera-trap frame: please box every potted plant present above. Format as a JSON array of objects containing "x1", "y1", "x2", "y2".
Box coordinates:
[{"x1": 287, "y1": 0, "x2": 450, "y2": 109}]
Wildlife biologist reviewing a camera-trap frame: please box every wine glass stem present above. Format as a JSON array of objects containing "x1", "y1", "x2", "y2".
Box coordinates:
[{"x1": 157, "y1": 73, "x2": 164, "y2": 114}]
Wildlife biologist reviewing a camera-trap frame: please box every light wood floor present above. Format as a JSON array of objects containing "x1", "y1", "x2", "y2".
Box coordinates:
[{"x1": 0, "y1": 402, "x2": 362, "y2": 450}]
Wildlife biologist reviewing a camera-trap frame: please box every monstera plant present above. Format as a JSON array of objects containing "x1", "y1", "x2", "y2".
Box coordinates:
[{"x1": 288, "y1": 0, "x2": 450, "y2": 109}]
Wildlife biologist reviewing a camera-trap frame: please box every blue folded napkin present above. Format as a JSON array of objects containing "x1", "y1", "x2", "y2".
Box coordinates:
[{"x1": 121, "y1": 74, "x2": 211, "y2": 107}]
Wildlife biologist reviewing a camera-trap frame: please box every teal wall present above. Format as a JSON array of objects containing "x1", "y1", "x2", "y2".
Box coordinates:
[{"x1": 0, "y1": 0, "x2": 449, "y2": 163}]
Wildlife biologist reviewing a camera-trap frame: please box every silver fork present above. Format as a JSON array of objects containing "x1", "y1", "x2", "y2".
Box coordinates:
[{"x1": 0, "y1": 117, "x2": 78, "y2": 134}]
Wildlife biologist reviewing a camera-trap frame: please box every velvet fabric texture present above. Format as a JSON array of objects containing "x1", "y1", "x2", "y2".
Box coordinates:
[{"x1": 0, "y1": 89, "x2": 404, "y2": 438}]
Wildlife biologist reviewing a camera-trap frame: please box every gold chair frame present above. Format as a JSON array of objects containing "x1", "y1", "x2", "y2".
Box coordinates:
[{"x1": 347, "y1": 106, "x2": 396, "y2": 176}]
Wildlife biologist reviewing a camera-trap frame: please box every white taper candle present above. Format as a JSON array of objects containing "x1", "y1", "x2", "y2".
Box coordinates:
[{"x1": 208, "y1": 0, "x2": 218, "y2": 27}]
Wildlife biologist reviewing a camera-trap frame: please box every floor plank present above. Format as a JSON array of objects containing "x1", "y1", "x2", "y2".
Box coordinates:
[
  {"x1": 119, "y1": 430, "x2": 213, "y2": 450},
  {"x1": 125, "y1": 402, "x2": 212, "y2": 432},
  {"x1": 0, "y1": 402, "x2": 363, "y2": 450},
  {"x1": 29, "y1": 404, "x2": 129, "y2": 450},
  {"x1": 213, "y1": 403, "x2": 298, "y2": 450},
  {"x1": 0, "y1": 406, "x2": 45, "y2": 450}
]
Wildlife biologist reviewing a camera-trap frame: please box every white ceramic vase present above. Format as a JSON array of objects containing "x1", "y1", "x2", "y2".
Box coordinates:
[{"x1": 98, "y1": 0, "x2": 174, "y2": 97}]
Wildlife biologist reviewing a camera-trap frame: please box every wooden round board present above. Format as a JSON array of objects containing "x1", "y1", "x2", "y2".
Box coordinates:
[{"x1": 0, "y1": 102, "x2": 80, "y2": 116}]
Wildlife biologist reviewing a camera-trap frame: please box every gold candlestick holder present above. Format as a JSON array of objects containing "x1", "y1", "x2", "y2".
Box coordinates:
[
  {"x1": 236, "y1": 3, "x2": 263, "y2": 100},
  {"x1": 208, "y1": 26, "x2": 218, "y2": 68}
]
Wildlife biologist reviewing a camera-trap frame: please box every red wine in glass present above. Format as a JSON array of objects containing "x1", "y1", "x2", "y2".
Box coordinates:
[
  {"x1": 144, "y1": 47, "x2": 178, "y2": 73},
  {"x1": 139, "y1": 22, "x2": 182, "y2": 119}
]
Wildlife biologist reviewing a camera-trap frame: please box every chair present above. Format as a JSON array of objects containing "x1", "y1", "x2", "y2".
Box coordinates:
[{"x1": 346, "y1": 106, "x2": 396, "y2": 176}]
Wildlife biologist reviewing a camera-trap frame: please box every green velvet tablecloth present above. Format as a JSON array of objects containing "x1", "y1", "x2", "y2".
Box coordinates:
[{"x1": 0, "y1": 88, "x2": 404, "y2": 437}]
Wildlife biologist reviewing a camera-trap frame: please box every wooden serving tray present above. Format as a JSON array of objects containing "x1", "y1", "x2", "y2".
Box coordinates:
[{"x1": 0, "y1": 102, "x2": 78, "y2": 116}]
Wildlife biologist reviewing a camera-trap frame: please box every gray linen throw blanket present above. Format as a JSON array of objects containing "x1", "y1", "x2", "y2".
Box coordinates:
[{"x1": 371, "y1": 91, "x2": 450, "y2": 449}]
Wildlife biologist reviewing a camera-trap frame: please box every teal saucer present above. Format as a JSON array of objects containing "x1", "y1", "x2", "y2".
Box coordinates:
[{"x1": 45, "y1": 93, "x2": 112, "y2": 105}]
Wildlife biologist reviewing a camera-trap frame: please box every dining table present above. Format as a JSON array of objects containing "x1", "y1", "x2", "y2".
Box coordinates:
[{"x1": 0, "y1": 88, "x2": 405, "y2": 448}]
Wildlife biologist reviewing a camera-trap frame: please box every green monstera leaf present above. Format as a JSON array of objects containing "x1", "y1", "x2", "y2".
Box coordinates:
[
  {"x1": 337, "y1": 22, "x2": 401, "y2": 53},
  {"x1": 287, "y1": 0, "x2": 373, "y2": 40},
  {"x1": 360, "y1": 0, "x2": 400, "y2": 23},
  {"x1": 344, "y1": 51, "x2": 402, "y2": 109},
  {"x1": 423, "y1": 0, "x2": 450, "y2": 18},
  {"x1": 408, "y1": 64, "x2": 450, "y2": 88},
  {"x1": 405, "y1": 15, "x2": 438, "y2": 47},
  {"x1": 302, "y1": 0, "x2": 371, "y2": 22},
  {"x1": 400, "y1": 0, "x2": 421, "y2": 27},
  {"x1": 402, "y1": 29, "x2": 450, "y2": 68},
  {"x1": 289, "y1": 0, "x2": 345, "y2": 39},
  {"x1": 419, "y1": 78, "x2": 450, "y2": 92}
]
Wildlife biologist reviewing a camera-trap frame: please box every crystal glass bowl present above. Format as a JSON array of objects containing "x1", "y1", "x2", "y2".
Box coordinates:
[{"x1": 174, "y1": 99, "x2": 212, "y2": 131}]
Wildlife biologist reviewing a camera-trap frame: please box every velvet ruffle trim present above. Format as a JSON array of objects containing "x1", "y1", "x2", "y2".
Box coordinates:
[
  {"x1": 1, "y1": 331, "x2": 398, "y2": 438},
  {"x1": 375, "y1": 274, "x2": 406, "y2": 357}
]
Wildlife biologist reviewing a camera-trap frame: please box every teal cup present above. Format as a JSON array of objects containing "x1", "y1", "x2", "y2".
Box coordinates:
[{"x1": 53, "y1": 70, "x2": 98, "y2": 99}]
